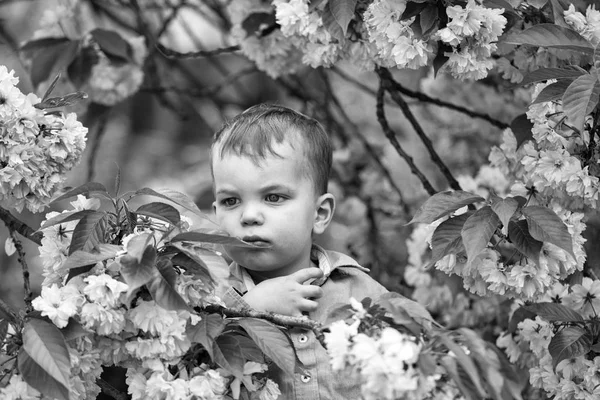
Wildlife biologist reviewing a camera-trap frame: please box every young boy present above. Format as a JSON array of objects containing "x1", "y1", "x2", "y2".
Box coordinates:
[{"x1": 211, "y1": 104, "x2": 388, "y2": 399}]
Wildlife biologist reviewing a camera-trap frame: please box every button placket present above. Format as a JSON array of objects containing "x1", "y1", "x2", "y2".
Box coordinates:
[
  {"x1": 298, "y1": 334, "x2": 308, "y2": 343},
  {"x1": 300, "y1": 374, "x2": 311, "y2": 383}
]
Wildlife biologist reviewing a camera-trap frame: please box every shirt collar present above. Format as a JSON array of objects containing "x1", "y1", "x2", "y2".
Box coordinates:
[{"x1": 229, "y1": 244, "x2": 369, "y2": 290}]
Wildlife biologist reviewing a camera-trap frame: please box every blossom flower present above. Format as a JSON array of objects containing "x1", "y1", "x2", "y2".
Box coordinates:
[
  {"x1": 83, "y1": 274, "x2": 129, "y2": 308},
  {"x1": 325, "y1": 319, "x2": 360, "y2": 370},
  {"x1": 80, "y1": 302, "x2": 126, "y2": 336},
  {"x1": 564, "y1": 277, "x2": 600, "y2": 316},
  {"x1": 0, "y1": 374, "x2": 42, "y2": 400},
  {"x1": 31, "y1": 283, "x2": 84, "y2": 328}
]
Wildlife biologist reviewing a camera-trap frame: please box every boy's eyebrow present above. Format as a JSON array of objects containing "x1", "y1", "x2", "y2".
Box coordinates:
[
  {"x1": 260, "y1": 183, "x2": 294, "y2": 192},
  {"x1": 215, "y1": 188, "x2": 238, "y2": 196}
]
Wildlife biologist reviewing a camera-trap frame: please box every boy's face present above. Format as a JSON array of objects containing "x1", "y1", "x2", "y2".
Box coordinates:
[{"x1": 212, "y1": 140, "x2": 332, "y2": 280}]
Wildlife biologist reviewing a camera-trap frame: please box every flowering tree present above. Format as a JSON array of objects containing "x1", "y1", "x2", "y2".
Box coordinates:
[{"x1": 1, "y1": 0, "x2": 600, "y2": 399}]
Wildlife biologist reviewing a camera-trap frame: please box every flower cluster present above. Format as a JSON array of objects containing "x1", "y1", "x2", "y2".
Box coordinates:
[
  {"x1": 0, "y1": 195, "x2": 280, "y2": 400},
  {"x1": 0, "y1": 66, "x2": 87, "y2": 213},
  {"x1": 324, "y1": 299, "x2": 457, "y2": 400},
  {"x1": 228, "y1": 0, "x2": 507, "y2": 80}
]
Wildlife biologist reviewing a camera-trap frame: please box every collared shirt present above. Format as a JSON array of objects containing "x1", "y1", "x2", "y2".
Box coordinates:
[{"x1": 221, "y1": 245, "x2": 388, "y2": 400}]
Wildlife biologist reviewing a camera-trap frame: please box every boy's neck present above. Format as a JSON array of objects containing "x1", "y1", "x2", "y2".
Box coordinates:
[{"x1": 246, "y1": 258, "x2": 320, "y2": 283}]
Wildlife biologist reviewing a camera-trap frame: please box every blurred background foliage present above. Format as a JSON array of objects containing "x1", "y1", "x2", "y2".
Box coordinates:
[{"x1": 0, "y1": 0, "x2": 526, "y2": 312}]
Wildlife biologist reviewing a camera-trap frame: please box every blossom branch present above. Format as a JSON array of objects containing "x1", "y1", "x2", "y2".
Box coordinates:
[
  {"x1": 87, "y1": 105, "x2": 111, "y2": 182},
  {"x1": 155, "y1": 43, "x2": 240, "y2": 59},
  {"x1": 375, "y1": 82, "x2": 437, "y2": 196},
  {"x1": 9, "y1": 231, "x2": 32, "y2": 312},
  {"x1": 0, "y1": 207, "x2": 42, "y2": 246},
  {"x1": 377, "y1": 68, "x2": 461, "y2": 192}
]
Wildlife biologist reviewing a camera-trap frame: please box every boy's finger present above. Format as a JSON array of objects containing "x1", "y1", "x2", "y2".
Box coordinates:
[
  {"x1": 290, "y1": 267, "x2": 324, "y2": 283},
  {"x1": 298, "y1": 299, "x2": 319, "y2": 313},
  {"x1": 302, "y1": 285, "x2": 323, "y2": 299}
]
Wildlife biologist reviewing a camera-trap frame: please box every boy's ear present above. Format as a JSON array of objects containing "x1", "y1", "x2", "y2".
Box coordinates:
[
  {"x1": 313, "y1": 193, "x2": 335, "y2": 235},
  {"x1": 212, "y1": 201, "x2": 217, "y2": 215}
]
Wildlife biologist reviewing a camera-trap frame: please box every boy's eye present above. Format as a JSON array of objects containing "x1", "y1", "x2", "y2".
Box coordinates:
[
  {"x1": 265, "y1": 194, "x2": 283, "y2": 203},
  {"x1": 221, "y1": 198, "x2": 239, "y2": 207}
]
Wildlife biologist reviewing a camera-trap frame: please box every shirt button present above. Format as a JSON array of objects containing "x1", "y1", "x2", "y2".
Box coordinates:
[
  {"x1": 298, "y1": 334, "x2": 308, "y2": 343},
  {"x1": 300, "y1": 374, "x2": 311, "y2": 383}
]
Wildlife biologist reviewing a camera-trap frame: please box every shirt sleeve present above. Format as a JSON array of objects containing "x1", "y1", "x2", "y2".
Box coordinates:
[{"x1": 221, "y1": 286, "x2": 253, "y2": 310}]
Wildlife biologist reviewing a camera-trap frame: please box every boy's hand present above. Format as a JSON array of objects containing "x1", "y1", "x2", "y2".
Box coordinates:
[{"x1": 242, "y1": 268, "x2": 324, "y2": 316}]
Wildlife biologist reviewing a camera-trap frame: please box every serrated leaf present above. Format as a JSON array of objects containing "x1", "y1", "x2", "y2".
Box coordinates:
[
  {"x1": 562, "y1": 74, "x2": 600, "y2": 132},
  {"x1": 171, "y1": 252, "x2": 216, "y2": 290},
  {"x1": 532, "y1": 79, "x2": 573, "y2": 104},
  {"x1": 62, "y1": 244, "x2": 122, "y2": 271},
  {"x1": 42, "y1": 73, "x2": 61, "y2": 101},
  {"x1": 509, "y1": 113, "x2": 534, "y2": 149},
  {"x1": 420, "y1": 5, "x2": 438, "y2": 36},
  {"x1": 524, "y1": 302, "x2": 584, "y2": 322},
  {"x1": 40, "y1": 209, "x2": 99, "y2": 230},
  {"x1": 90, "y1": 28, "x2": 132, "y2": 62},
  {"x1": 377, "y1": 292, "x2": 434, "y2": 332},
  {"x1": 501, "y1": 23, "x2": 594, "y2": 54},
  {"x1": 34, "y1": 91, "x2": 88, "y2": 109},
  {"x1": 187, "y1": 312, "x2": 227, "y2": 359},
  {"x1": 221, "y1": 333, "x2": 265, "y2": 363},
  {"x1": 508, "y1": 220, "x2": 543, "y2": 265},
  {"x1": 170, "y1": 230, "x2": 269, "y2": 248},
  {"x1": 491, "y1": 197, "x2": 519, "y2": 231},
  {"x1": 549, "y1": 327, "x2": 592, "y2": 369},
  {"x1": 169, "y1": 242, "x2": 229, "y2": 278},
  {"x1": 428, "y1": 212, "x2": 472, "y2": 268},
  {"x1": 125, "y1": 232, "x2": 154, "y2": 262},
  {"x1": 130, "y1": 188, "x2": 206, "y2": 219},
  {"x1": 461, "y1": 206, "x2": 501, "y2": 262},
  {"x1": 67, "y1": 45, "x2": 99, "y2": 88},
  {"x1": 238, "y1": 318, "x2": 297, "y2": 377},
  {"x1": 549, "y1": 0, "x2": 568, "y2": 28},
  {"x1": 508, "y1": 306, "x2": 537, "y2": 333},
  {"x1": 60, "y1": 319, "x2": 90, "y2": 342},
  {"x1": 440, "y1": 357, "x2": 478, "y2": 400},
  {"x1": 401, "y1": 1, "x2": 428, "y2": 20},
  {"x1": 241, "y1": 12, "x2": 276, "y2": 37},
  {"x1": 0, "y1": 319, "x2": 8, "y2": 344},
  {"x1": 23, "y1": 38, "x2": 80, "y2": 87},
  {"x1": 212, "y1": 334, "x2": 248, "y2": 382},
  {"x1": 120, "y1": 246, "x2": 157, "y2": 292},
  {"x1": 136, "y1": 202, "x2": 181, "y2": 226},
  {"x1": 522, "y1": 206, "x2": 575, "y2": 259},
  {"x1": 409, "y1": 190, "x2": 484, "y2": 224},
  {"x1": 69, "y1": 212, "x2": 107, "y2": 255},
  {"x1": 438, "y1": 334, "x2": 487, "y2": 399},
  {"x1": 328, "y1": 0, "x2": 357, "y2": 35},
  {"x1": 433, "y1": 43, "x2": 450, "y2": 77},
  {"x1": 520, "y1": 68, "x2": 585, "y2": 87},
  {"x1": 322, "y1": 3, "x2": 344, "y2": 41},
  {"x1": 147, "y1": 258, "x2": 190, "y2": 311},
  {"x1": 19, "y1": 319, "x2": 71, "y2": 399},
  {"x1": 50, "y1": 182, "x2": 110, "y2": 204}
]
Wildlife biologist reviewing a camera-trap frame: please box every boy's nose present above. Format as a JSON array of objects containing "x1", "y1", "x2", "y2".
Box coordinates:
[{"x1": 240, "y1": 205, "x2": 264, "y2": 225}]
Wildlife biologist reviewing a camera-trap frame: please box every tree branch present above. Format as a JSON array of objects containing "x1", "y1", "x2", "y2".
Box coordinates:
[
  {"x1": 0, "y1": 207, "x2": 42, "y2": 245},
  {"x1": 9, "y1": 231, "x2": 32, "y2": 312},
  {"x1": 87, "y1": 105, "x2": 111, "y2": 182},
  {"x1": 332, "y1": 66, "x2": 509, "y2": 130},
  {"x1": 375, "y1": 82, "x2": 437, "y2": 196},
  {"x1": 377, "y1": 68, "x2": 461, "y2": 192},
  {"x1": 155, "y1": 42, "x2": 240, "y2": 59}
]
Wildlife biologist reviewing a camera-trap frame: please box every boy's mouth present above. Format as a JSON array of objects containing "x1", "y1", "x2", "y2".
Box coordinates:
[{"x1": 242, "y1": 235, "x2": 271, "y2": 247}]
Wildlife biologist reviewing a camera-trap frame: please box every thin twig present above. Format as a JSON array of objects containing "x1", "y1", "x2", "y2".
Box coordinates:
[
  {"x1": 156, "y1": 42, "x2": 240, "y2": 59},
  {"x1": 375, "y1": 83, "x2": 437, "y2": 196},
  {"x1": 9, "y1": 230, "x2": 32, "y2": 312},
  {"x1": 87, "y1": 107, "x2": 111, "y2": 182},
  {"x1": 377, "y1": 68, "x2": 461, "y2": 192},
  {"x1": 0, "y1": 207, "x2": 42, "y2": 245},
  {"x1": 319, "y1": 70, "x2": 410, "y2": 215},
  {"x1": 156, "y1": 0, "x2": 188, "y2": 40},
  {"x1": 332, "y1": 66, "x2": 509, "y2": 130},
  {"x1": 96, "y1": 378, "x2": 128, "y2": 400}
]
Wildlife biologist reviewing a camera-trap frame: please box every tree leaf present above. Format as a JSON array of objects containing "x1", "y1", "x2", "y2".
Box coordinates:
[
  {"x1": 125, "y1": 232, "x2": 154, "y2": 262},
  {"x1": 522, "y1": 206, "x2": 576, "y2": 259},
  {"x1": 509, "y1": 113, "x2": 534, "y2": 149},
  {"x1": 68, "y1": 212, "x2": 107, "y2": 255},
  {"x1": 409, "y1": 190, "x2": 484, "y2": 224},
  {"x1": 520, "y1": 67, "x2": 585, "y2": 86},
  {"x1": 548, "y1": 326, "x2": 592, "y2": 369},
  {"x1": 401, "y1": 1, "x2": 429, "y2": 20},
  {"x1": 34, "y1": 91, "x2": 88, "y2": 109},
  {"x1": 562, "y1": 73, "x2": 600, "y2": 132},
  {"x1": 438, "y1": 333, "x2": 487, "y2": 398},
  {"x1": 40, "y1": 209, "x2": 99, "y2": 229},
  {"x1": 377, "y1": 292, "x2": 434, "y2": 332},
  {"x1": 461, "y1": 206, "x2": 501, "y2": 262},
  {"x1": 147, "y1": 258, "x2": 190, "y2": 312},
  {"x1": 60, "y1": 319, "x2": 91, "y2": 342},
  {"x1": 170, "y1": 230, "x2": 269, "y2": 248},
  {"x1": 187, "y1": 312, "x2": 227, "y2": 359},
  {"x1": 420, "y1": 4, "x2": 439, "y2": 36},
  {"x1": 90, "y1": 28, "x2": 132, "y2": 62},
  {"x1": 0, "y1": 319, "x2": 8, "y2": 344},
  {"x1": 171, "y1": 252, "x2": 216, "y2": 290},
  {"x1": 23, "y1": 38, "x2": 80, "y2": 88},
  {"x1": 62, "y1": 244, "x2": 122, "y2": 271},
  {"x1": 136, "y1": 202, "x2": 181, "y2": 226},
  {"x1": 427, "y1": 212, "x2": 472, "y2": 268},
  {"x1": 129, "y1": 188, "x2": 207, "y2": 219},
  {"x1": 19, "y1": 319, "x2": 71, "y2": 400},
  {"x1": 491, "y1": 196, "x2": 519, "y2": 231},
  {"x1": 120, "y1": 245, "x2": 157, "y2": 292},
  {"x1": 212, "y1": 334, "x2": 247, "y2": 382},
  {"x1": 328, "y1": 0, "x2": 357, "y2": 35},
  {"x1": 440, "y1": 356, "x2": 479, "y2": 400},
  {"x1": 238, "y1": 318, "x2": 297, "y2": 377},
  {"x1": 241, "y1": 12, "x2": 277, "y2": 37},
  {"x1": 508, "y1": 306, "x2": 537, "y2": 334},
  {"x1": 50, "y1": 182, "x2": 110, "y2": 204},
  {"x1": 169, "y1": 242, "x2": 228, "y2": 281},
  {"x1": 524, "y1": 302, "x2": 584, "y2": 323},
  {"x1": 501, "y1": 23, "x2": 594, "y2": 54},
  {"x1": 67, "y1": 45, "x2": 99, "y2": 88},
  {"x1": 532, "y1": 79, "x2": 573, "y2": 104},
  {"x1": 508, "y1": 220, "x2": 543, "y2": 265},
  {"x1": 549, "y1": 0, "x2": 568, "y2": 28},
  {"x1": 322, "y1": 2, "x2": 344, "y2": 41}
]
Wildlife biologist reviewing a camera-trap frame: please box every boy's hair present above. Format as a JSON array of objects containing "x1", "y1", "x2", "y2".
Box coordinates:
[{"x1": 211, "y1": 104, "x2": 332, "y2": 194}]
